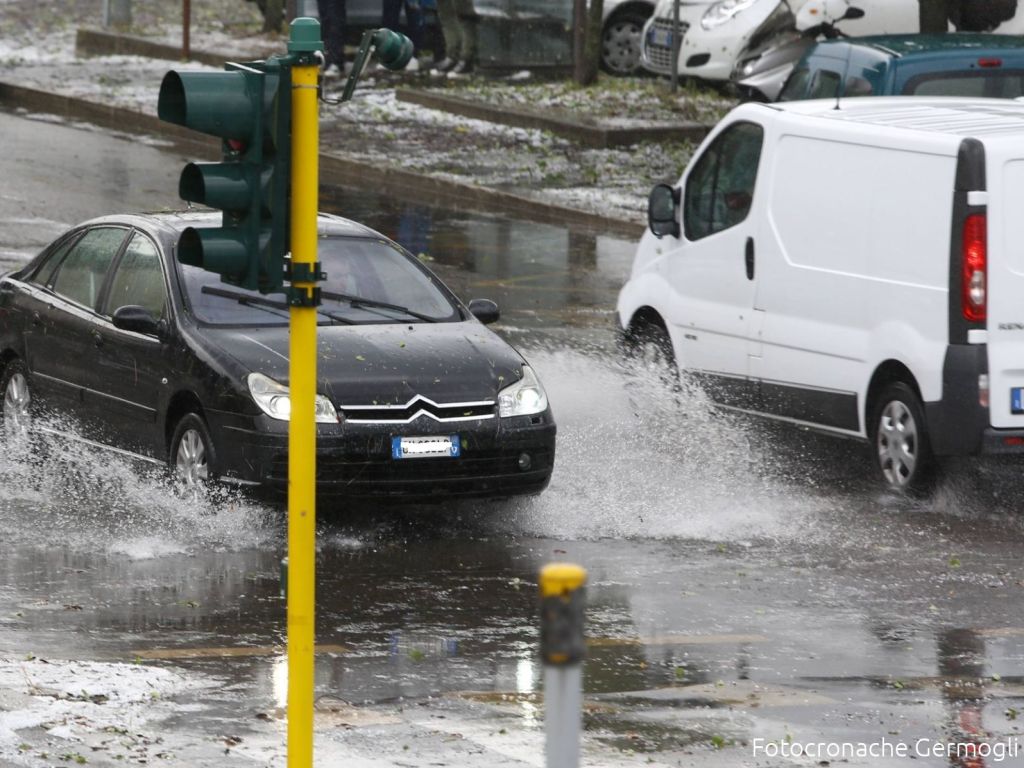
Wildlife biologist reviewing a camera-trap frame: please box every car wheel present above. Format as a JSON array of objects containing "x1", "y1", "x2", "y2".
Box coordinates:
[
  {"x1": 170, "y1": 412, "x2": 216, "y2": 488},
  {"x1": 1, "y1": 360, "x2": 33, "y2": 444},
  {"x1": 602, "y1": 12, "x2": 648, "y2": 76},
  {"x1": 871, "y1": 383, "x2": 935, "y2": 493}
]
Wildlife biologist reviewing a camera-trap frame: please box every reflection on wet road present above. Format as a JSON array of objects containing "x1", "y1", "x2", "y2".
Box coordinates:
[{"x1": 3, "y1": 109, "x2": 1024, "y2": 766}]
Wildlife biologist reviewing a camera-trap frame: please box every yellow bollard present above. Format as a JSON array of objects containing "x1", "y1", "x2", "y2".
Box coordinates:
[
  {"x1": 286, "y1": 17, "x2": 322, "y2": 768},
  {"x1": 539, "y1": 563, "x2": 587, "y2": 768}
]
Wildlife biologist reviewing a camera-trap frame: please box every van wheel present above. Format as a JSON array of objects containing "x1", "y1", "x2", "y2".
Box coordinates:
[
  {"x1": 170, "y1": 413, "x2": 216, "y2": 488},
  {"x1": 1, "y1": 360, "x2": 33, "y2": 444},
  {"x1": 871, "y1": 383, "x2": 935, "y2": 493},
  {"x1": 626, "y1": 323, "x2": 677, "y2": 379}
]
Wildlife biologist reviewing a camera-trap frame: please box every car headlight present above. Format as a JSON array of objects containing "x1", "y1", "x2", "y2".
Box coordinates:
[
  {"x1": 701, "y1": 0, "x2": 762, "y2": 29},
  {"x1": 498, "y1": 366, "x2": 548, "y2": 418},
  {"x1": 247, "y1": 372, "x2": 339, "y2": 424}
]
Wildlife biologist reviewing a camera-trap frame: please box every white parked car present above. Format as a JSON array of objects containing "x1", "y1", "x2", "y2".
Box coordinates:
[
  {"x1": 641, "y1": 0, "x2": 1024, "y2": 82},
  {"x1": 618, "y1": 97, "x2": 1024, "y2": 492}
]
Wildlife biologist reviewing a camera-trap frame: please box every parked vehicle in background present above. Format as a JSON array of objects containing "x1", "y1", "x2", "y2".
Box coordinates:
[
  {"x1": 602, "y1": 0, "x2": 657, "y2": 75},
  {"x1": 643, "y1": 0, "x2": 1024, "y2": 83},
  {"x1": 775, "y1": 33, "x2": 1024, "y2": 102},
  {"x1": 0, "y1": 213, "x2": 556, "y2": 501},
  {"x1": 619, "y1": 97, "x2": 1024, "y2": 493}
]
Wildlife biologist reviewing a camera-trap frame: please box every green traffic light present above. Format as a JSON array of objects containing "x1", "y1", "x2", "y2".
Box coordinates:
[
  {"x1": 158, "y1": 55, "x2": 294, "y2": 293},
  {"x1": 372, "y1": 29, "x2": 414, "y2": 71}
]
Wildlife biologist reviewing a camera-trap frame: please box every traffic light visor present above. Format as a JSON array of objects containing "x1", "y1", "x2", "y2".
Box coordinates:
[{"x1": 158, "y1": 70, "x2": 260, "y2": 140}]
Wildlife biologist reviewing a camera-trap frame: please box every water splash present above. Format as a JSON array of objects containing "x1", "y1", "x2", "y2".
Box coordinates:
[{"x1": 0, "y1": 416, "x2": 281, "y2": 557}]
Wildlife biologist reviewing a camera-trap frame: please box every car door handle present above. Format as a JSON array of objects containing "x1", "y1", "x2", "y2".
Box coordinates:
[
  {"x1": 745, "y1": 237, "x2": 755, "y2": 281},
  {"x1": 92, "y1": 331, "x2": 104, "y2": 348}
]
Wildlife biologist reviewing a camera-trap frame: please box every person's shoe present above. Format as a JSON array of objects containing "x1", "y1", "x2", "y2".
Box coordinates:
[
  {"x1": 403, "y1": 56, "x2": 421, "y2": 73},
  {"x1": 322, "y1": 62, "x2": 343, "y2": 78},
  {"x1": 448, "y1": 59, "x2": 476, "y2": 77},
  {"x1": 432, "y1": 56, "x2": 457, "y2": 74}
]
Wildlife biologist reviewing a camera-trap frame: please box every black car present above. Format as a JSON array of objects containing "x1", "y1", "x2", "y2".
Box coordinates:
[{"x1": 0, "y1": 212, "x2": 556, "y2": 499}]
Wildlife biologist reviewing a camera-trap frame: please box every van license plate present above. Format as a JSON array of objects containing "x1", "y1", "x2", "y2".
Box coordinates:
[
  {"x1": 1013, "y1": 388, "x2": 1024, "y2": 415},
  {"x1": 392, "y1": 435, "x2": 461, "y2": 459}
]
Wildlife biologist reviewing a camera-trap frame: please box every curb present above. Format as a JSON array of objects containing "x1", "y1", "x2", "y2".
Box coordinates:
[
  {"x1": 396, "y1": 88, "x2": 711, "y2": 149},
  {"x1": 76, "y1": 27, "x2": 254, "y2": 68},
  {"x1": 0, "y1": 81, "x2": 646, "y2": 240}
]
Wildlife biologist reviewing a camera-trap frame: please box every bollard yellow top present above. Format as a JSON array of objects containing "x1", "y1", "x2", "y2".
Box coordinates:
[{"x1": 539, "y1": 563, "x2": 587, "y2": 598}]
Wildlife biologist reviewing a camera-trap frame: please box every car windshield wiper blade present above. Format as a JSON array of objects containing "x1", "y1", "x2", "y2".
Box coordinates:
[
  {"x1": 201, "y1": 286, "x2": 290, "y2": 318},
  {"x1": 320, "y1": 289, "x2": 439, "y2": 323},
  {"x1": 201, "y1": 285, "x2": 355, "y2": 325}
]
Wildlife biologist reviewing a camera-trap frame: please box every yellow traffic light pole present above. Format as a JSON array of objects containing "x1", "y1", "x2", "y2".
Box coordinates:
[{"x1": 287, "y1": 18, "x2": 322, "y2": 768}]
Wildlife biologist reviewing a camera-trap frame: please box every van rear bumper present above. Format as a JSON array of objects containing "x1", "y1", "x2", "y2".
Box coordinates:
[
  {"x1": 981, "y1": 429, "x2": 1024, "y2": 454},
  {"x1": 925, "y1": 344, "x2": 988, "y2": 456}
]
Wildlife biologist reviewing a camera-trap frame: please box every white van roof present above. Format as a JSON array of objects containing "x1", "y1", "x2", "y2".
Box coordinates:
[{"x1": 763, "y1": 97, "x2": 1024, "y2": 139}]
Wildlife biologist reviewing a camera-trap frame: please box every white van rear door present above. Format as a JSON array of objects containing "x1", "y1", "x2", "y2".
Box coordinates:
[{"x1": 988, "y1": 159, "x2": 1024, "y2": 428}]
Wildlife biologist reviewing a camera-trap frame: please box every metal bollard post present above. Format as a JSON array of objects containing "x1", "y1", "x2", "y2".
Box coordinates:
[{"x1": 540, "y1": 563, "x2": 587, "y2": 768}]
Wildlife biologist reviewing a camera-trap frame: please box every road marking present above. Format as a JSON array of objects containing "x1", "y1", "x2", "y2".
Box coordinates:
[{"x1": 131, "y1": 644, "x2": 348, "y2": 660}]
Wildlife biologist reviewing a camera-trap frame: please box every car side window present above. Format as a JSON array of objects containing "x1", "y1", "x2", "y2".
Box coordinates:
[
  {"x1": 104, "y1": 233, "x2": 167, "y2": 320},
  {"x1": 845, "y1": 75, "x2": 874, "y2": 97},
  {"x1": 808, "y1": 69, "x2": 841, "y2": 99},
  {"x1": 683, "y1": 122, "x2": 764, "y2": 242},
  {"x1": 779, "y1": 67, "x2": 811, "y2": 101},
  {"x1": 29, "y1": 235, "x2": 79, "y2": 287},
  {"x1": 50, "y1": 227, "x2": 128, "y2": 310}
]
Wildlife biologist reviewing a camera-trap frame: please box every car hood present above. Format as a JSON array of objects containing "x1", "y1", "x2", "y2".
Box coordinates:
[{"x1": 202, "y1": 321, "x2": 526, "y2": 405}]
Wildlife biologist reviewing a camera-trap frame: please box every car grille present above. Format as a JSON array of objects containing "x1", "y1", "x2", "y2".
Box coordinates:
[
  {"x1": 644, "y1": 18, "x2": 689, "y2": 74},
  {"x1": 340, "y1": 396, "x2": 496, "y2": 424}
]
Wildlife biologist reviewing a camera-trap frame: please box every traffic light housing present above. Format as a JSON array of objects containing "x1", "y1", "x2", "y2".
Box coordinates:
[{"x1": 158, "y1": 57, "x2": 291, "y2": 293}]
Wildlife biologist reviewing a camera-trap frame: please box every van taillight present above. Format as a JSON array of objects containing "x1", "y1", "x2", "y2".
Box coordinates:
[
  {"x1": 962, "y1": 213, "x2": 987, "y2": 323},
  {"x1": 978, "y1": 58, "x2": 1003, "y2": 68}
]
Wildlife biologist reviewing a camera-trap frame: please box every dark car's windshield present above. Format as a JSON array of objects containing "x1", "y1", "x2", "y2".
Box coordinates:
[
  {"x1": 903, "y1": 70, "x2": 1024, "y2": 98},
  {"x1": 179, "y1": 235, "x2": 460, "y2": 326}
]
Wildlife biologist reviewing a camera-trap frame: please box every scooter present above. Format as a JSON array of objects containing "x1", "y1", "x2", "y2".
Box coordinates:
[{"x1": 731, "y1": 0, "x2": 865, "y2": 102}]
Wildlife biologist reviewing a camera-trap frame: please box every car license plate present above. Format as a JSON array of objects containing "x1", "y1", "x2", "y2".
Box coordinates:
[
  {"x1": 649, "y1": 28, "x2": 672, "y2": 48},
  {"x1": 1013, "y1": 387, "x2": 1024, "y2": 414},
  {"x1": 392, "y1": 435, "x2": 461, "y2": 459}
]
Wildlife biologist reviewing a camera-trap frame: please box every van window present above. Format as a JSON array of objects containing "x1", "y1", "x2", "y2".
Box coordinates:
[
  {"x1": 808, "y1": 70, "x2": 841, "y2": 99},
  {"x1": 683, "y1": 122, "x2": 764, "y2": 242}
]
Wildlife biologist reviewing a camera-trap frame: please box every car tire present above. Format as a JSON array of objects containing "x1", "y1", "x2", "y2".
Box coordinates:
[
  {"x1": 870, "y1": 382, "x2": 936, "y2": 494},
  {"x1": 1, "y1": 359, "x2": 33, "y2": 445},
  {"x1": 601, "y1": 11, "x2": 648, "y2": 76},
  {"x1": 169, "y1": 412, "x2": 216, "y2": 488}
]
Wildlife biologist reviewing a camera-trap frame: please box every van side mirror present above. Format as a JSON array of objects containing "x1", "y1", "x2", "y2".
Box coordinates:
[
  {"x1": 112, "y1": 305, "x2": 161, "y2": 336},
  {"x1": 648, "y1": 184, "x2": 681, "y2": 239},
  {"x1": 843, "y1": 6, "x2": 865, "y2": 20},
  {"x1": 467, "y1": 298, "x2": 499, "y2": 325}
]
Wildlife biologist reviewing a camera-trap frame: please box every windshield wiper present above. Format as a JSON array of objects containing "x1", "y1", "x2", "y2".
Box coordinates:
[
  {"x1": 320, "y1": 289, "x2": 439, "y2": 323},
  {"x1": 201, "y1": 286, "x2": 355, "y2": 325}
]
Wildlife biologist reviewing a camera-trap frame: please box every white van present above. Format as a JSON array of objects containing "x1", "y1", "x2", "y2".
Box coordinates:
[{"x1": 617, "y1": 97, "x2": 1024, "y2": 491}]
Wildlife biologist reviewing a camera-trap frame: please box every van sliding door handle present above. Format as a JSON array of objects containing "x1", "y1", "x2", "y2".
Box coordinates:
[{"x1": 745, "y1": 238, "x2": 755, "y2": 281}]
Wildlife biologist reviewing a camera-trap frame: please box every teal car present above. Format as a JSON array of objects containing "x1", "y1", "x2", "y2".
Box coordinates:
[{"x1": 779, "y1": 34, "x2": 1024, "y2": 102}]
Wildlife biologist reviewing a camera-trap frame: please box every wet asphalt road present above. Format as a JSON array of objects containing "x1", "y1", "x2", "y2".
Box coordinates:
[{"x1": 3, "y1": 108, "x2": 1024, "y2": 766}]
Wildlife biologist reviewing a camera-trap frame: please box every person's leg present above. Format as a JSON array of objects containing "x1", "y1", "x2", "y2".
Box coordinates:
[
  {"x1": 403, "y1": 0, "x2": 426, "y2": 55},
  {"x1": 317, "y1": 0, "x2": 345, "y2": 70},
  {"x1": 382, "y1": 0, "x2": 402, "y2": 33},
  {"x1": 454, "y1": 0, "x2": 477, "y2": 65},
  {"x1": 435, "y1": 0, "x2": 463, "y2": 66}
]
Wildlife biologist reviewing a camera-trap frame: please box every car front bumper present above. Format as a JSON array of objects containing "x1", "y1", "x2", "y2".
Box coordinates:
[{"x1": 209, "y1": 409, "x2": 556, "y2": 500}]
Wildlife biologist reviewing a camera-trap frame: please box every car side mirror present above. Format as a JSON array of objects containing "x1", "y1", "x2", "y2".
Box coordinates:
[
  {"x1": 648, "y1": 184, "x2": 681, "y2": 239},
  {"x1": 843, "y1": 6, "x2": 865, "y2": 20},
  {"x1": 112, "y1": 305, "x2": 161, "y2": 336},
  {"x1": 468, "y1": 298, "x2": 499, "y2": 325}
]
